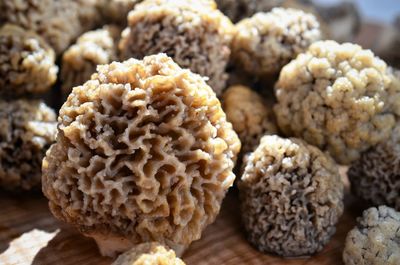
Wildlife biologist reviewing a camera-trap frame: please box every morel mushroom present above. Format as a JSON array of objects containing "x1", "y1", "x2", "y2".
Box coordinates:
[
  {"x1": 0, "y1": 99, "x2": 57, "y2": 191},
  {"x1": 0, "y1": 24, "x2": 58, "y2": 98},
  {"x1": 231, "y1": 8, "x2": 321, "y2": 79},
  {"x1": 112, "y1": 243, "x2": 185, "y2": 265},
  {"x1": 0, "y1": 0, "x2": 100, "y2": 55},
  {"x1": 343, "y1": 206, "x2": 400, "y2": 265},
  {"x1": 119, "y1": 0, "x2": 234, "y2": 96},
  {"x1": 61, "y1": 25, "x2": 121, "y2": 96},
  {"x1": 348, "y1": 123, "x2": 400, "y2": 211},
  {"x1": 239, "y1": 135, "x2": 344, "y2": 257},
  {"x1": 42, "y1": 54, "x2": 240, "y2": 257},
  {"x1": 222, "y1": 85, "x2": 277, "y2": 154},
  {"x1": 274, "y1": 40, "x2": 400, "y2": 164}
]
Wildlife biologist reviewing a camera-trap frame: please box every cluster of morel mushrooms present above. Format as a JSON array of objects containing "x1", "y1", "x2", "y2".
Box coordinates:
[{"x1": 0, "y1": 0, "x2": 400, "y2": 264}]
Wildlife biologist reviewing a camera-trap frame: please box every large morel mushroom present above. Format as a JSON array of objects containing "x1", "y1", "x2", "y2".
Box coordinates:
[
  {"x1": 274, "y1": 40, "x2": 400, "y2": 164},
  {"x1": 42, "y1": 54, "x2": 240, "y2": 257},
  {"x1": 239, "y1": 135, "x2": 344, "y2": 257}
]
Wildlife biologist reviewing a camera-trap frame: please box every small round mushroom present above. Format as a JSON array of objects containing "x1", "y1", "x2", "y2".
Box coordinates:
[
  {"x1": 222, "y1": 85, "x2": 277, "y2": 154},
  {"x1": 239, "y1": 135, "x2": 344, "y2": 257},
  {"x1": 274, "y1": 40, "x2": 400, "y2": 164},
  {"x1": 0, "y1": 0, "x2": 100, "y2": 55},
  {"x1": 61, "y1": 25, "x2": 121, "y2": 96},
  {"x1": 0, "y1": 24, "x2": 58, "y2": 98},
  {"x1": 343, "y1": 206, "x2": 400, "y2": 265},
  {"x1": 119, "y1": 0, "x2": 235, "y2": 96},
  {"x1": 42, "y1": 54, "x2": 240, "y2": 257},
  {"x1": 112, "y1": 243, "x2": 185, "y2": 265},
  {"x1": 0, "y1": 99, "x2": 57, "y2": 191},
  {"x1": 348, "y1": 123, "x2": 400, "y2": 211},
  {"x1": 232, "y1": 8, "x2": 321, "y2": 79}
]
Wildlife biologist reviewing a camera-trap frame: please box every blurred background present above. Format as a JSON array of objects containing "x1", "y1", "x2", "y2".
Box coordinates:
[
  {"x1": 309, "y1": 0, "x2": 400, "y2": 69},
  {"x1": 314, "y1": 0, "x2": 400, "y2": 24}
]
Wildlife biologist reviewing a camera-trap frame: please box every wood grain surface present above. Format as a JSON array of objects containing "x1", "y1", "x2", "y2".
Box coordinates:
[{"x1": 0, "y1": 169, "x2": 367, "y2": 265}]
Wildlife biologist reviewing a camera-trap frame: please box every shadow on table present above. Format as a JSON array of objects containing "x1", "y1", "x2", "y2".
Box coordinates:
[
  {"x1": 0, "y1": 191, "x2": 59, "y2": 254},
  {"x1": 32, "y1": 228, "x2": 112, "y2": 265}
]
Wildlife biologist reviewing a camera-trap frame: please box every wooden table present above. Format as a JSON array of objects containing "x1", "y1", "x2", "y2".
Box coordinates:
[{"x1": 0, "y1": 170, "x2": 366, "y2": 265}]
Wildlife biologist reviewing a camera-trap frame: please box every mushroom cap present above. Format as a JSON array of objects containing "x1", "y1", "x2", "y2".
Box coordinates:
[
  {"x1": 239, "y1": 135, "x2": 344, "y2": 257},
  {"x1": 0, "y1": 24, "x2": 58, "y2": 97},
  {"x1": 42, "y1": 54, "x2": 240, "y2": 257},
  {"x1": 0, "y1": 99, "x2": 57, "y2": 191},
  {"x1": 343, "y1": 206, "x2": 400, "y2": 265},
  {"x1": 118, "y1": 0, "x2": 234, "y2": 96},
  {"x1": 232, "y1": 8, "x2": 321, "y2": 78},
  {"x1": 222, "y1": 85, "x2": 277, "y2": 154},
  {"x1": 61, "y1": 25, "x2": 121, "y2": 96},
  {"x1": 274, "y1": 40, "x2": 400, "y2": 164},
  {"x1": 348, "y1": 124, "x2": 400, "y2": 211},
  {"x1": 112, "y1": 242, "x2": 185, "y2": 265},
  {"x1": 0, "y1": 0, "x2": 100, "y2": 55}
]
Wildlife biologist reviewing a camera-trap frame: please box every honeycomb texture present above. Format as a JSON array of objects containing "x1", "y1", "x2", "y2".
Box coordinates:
[
  {"x1": 348, "y1": 124, "x2": 400, "y2": 211},
  {"x1": 274, "y1": 40, "x2": 400, "y2": 164},
  {"x1": 42, "y1": 54, "x2": 240, "y2": 257},
  {"x1": 222, "y1": 85, "x2": 277, "y2": 154},
  {"x1": 98, "y1": 0, "x2": 142, "y2": 26},
  {"x1": 0, "y1": 0, "x2": 100, "y2": 55},
  {"x1": 232, "y1": 8, "x2": 321, "y2": 78},
  {"x1": 119, "y1": 0, "x2": 235, "y2": 96},
  {"x1": 0, "y1": 24, "x2": 58, "y2": 98},
  {"x1": 61, "y1": 25, "x2": 121, "y2": 96},
  {"x1": 343, "y1": 206, "x2": 400, "y2": 265},
  {"x1": 239, "y1": 135, "x2": 344, "y2": 257},
  {"x1": 0, "y1": 99, "x2": 57, "y2": 191},
  {"x1": 112, "y1": 243, "x2": 185, "y2": 265}
]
